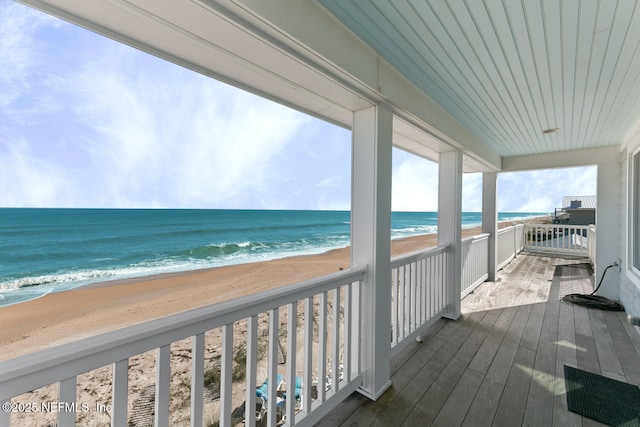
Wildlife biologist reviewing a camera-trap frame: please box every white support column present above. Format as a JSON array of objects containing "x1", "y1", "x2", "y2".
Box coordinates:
[
  {"x1": 439, "y1": 150, "x2": 463, "y2": 320},
  {"x1": 351, "y1": 103, "x2": 393, "y2": 400},
  {"x1": 595, "y1": 161, "x2": 621, "y2": 299},
  {"x1": 482, "y1": 172, "x2": 498, "y2": 281}
]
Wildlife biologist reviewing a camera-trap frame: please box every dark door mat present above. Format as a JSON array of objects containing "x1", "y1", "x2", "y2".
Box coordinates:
[{"x1": 564, "y1": 365, "x2": 640, "y2": 426}]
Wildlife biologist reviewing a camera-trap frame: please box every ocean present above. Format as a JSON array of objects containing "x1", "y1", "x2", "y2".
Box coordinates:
[{"x1": 0, "y1": 208, "x2": 545, "y2": 307}]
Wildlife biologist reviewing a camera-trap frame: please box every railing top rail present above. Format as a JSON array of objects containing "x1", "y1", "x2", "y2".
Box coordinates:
[
  {"x1": 497, "y1": 223, "x2": 525, "y2": 235},
  {"x1": 0, "y1": 265, "x2": 367, "y2": 398},
  {"x1": 524, "y1": 223, "x2": 591, "y2": 230},
  {"x1": 390, "y1": 245, "x2": 448, "y2": 268},
  {"x1": 461, "y1": 233, "x2": 490, "y2": 244}
]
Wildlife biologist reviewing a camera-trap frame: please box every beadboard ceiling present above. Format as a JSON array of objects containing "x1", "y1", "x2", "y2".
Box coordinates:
[{"x1": 319, "y1": 0, "x2": 640, "y2": 157}]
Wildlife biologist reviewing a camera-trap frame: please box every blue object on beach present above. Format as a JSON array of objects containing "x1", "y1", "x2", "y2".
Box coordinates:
[
  {"x1": 256, "y1": 373, "x2": 284, "y2": 401},
  {"x1": 282, "y1": 376, "x2": 303, "y2": 400}
]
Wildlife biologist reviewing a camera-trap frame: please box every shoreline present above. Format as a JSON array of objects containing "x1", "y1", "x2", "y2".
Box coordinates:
[
  {"x1": 80, "y1": 218, "x2": 535, "y2": 290},
  {"x1": 0, "y1": 217, "x2": 549, "y2": 361}
]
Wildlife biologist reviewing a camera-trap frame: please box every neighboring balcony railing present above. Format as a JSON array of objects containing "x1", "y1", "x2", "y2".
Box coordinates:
[
  {"x1": 0, "y1": 267, "x2": 367, "y2": 427},
  {"x1": 524, "y1": 224, "x2": 592, "y2": 255}
]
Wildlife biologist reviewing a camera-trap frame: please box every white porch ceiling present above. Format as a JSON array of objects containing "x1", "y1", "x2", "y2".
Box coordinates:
[{"x1": 319, "y1": 0, "x2": 640, "y2": 157}]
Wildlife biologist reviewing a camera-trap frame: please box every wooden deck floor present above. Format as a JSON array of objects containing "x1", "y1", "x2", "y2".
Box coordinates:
[{"x1": 317, "y1": 252, "x2": 640, "y2": 426}]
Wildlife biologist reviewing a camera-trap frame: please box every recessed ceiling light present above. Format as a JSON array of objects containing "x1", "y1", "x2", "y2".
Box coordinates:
[{"x1": 542, "y1": 128, "x2": 560, "y2": 134}]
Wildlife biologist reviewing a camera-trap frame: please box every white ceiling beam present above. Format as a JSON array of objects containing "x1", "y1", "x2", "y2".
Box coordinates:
[
  {"x1": 18, "y1": 0, "x2": 368, "y2": 129},
  {"x1": 501, "y1": 145, "x2": 620, "y2": 171}
]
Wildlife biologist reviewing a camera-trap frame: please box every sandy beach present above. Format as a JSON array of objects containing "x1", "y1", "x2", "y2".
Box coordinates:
[{"x1": 0, "y1": 220, "x2": 547, "y2": 362}]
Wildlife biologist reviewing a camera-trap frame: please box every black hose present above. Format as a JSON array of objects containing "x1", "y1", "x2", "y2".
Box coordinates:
[{"x1": 562, "y1": 264, "x2": 624, "y2": 311}]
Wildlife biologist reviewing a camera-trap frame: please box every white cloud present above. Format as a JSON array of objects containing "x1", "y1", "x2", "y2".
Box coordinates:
[
  {"x1": 2, "y1": 2, "x2": 327, "y2": 209},
  {"x1": 391, "y1": 152, "x2": 485, "y2": 212},
  {"x1": 462, "y1": 173, "x2": 483, "y2": 212},
  {"x1": 3, "y1": 33, "x2": 312, "y2": 208},
  {"x1": 75, "y1": 66, "x2": 310, "y2": 207},
  {"x1": 0, "y1": 1, "x2": 60, "y2": 109},
  {"x1": 0, "y1": 137, "x2": 76, "y2": 207},
  {"x1": 315, "y1": 175, "x2": 342, "y2": 188},
  {"x1": 392, "y1": 150, "x2": 439, "y2": 211},
  {"x1": 390, "y1": 148, "x2": 598, "y2": 214},
  {"x1": 498, "y1": 166, "x2": 597, "y2": 212}
]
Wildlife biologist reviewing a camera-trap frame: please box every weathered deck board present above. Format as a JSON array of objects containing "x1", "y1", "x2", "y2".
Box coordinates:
[
  {"x1": 522, "y1": 256, "x2": 561, "y2": 427},
  {"x1": 316, "y1": 253, "x2": 640, "y2": 427},
  {"x1": 491, "y1": 345, "x2": 535, "y2": 426},
  {"x1": 467, "y1": 308, "x2": 516, "y2": 375},
  {"x1": 605, "y1": 311, "x2": 640, "y2": 386},
  {"x1": 553, "y1": 296, "x2": 581, "y2": 427},
  {"x1": 590, "y1": 309, "x2": 626, "y2": 381}
]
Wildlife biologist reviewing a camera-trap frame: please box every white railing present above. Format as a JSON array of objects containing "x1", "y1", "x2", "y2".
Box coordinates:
[
  {"x1": 390, "y1": 246, "x2": 448, "y2": 355},
  {"x1": 524, "y1": 224, "x2": 591, "y2": 255},
  {"x1": 497, "y1": 223, "x2": 525, "y2": 269},
  {"x1": 588, "y1": 225, "x2": 597, "y2": 264},
  {"x1": 0, "y1": 267, "x2": 366, "y2": 427},
  {"x1": 461, "y1": 233, "x2": 489, "y2": 298}
]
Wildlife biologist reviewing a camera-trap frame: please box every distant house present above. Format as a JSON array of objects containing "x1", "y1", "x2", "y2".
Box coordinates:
[{"x1": 554, "y1": 196, "x2": 596, "y2": 225}]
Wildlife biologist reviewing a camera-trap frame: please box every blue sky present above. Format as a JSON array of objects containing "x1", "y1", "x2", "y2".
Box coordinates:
[{"x1": 0, "y1": 1, "x2": 597, "y2": 213}]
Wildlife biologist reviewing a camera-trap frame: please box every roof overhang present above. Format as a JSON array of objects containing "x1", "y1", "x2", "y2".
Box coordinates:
[{"x1": 502, "y1": 145, "x2": 619, "y2": 172}]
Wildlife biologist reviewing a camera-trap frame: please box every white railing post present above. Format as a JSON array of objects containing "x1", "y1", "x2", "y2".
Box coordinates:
[
  {"x1": 0, "y1": 400, "x2": 9, "y2": 426},
  {"x1": 191, "y1": 334, "x2": 205, "y2": 427},
  {"x1": 350, "y1": 104, "x2": 392, "y2": 400},
  {"x1": 112, "y1": 359, "x2": 129, "y2": 427},
  {"x1": 58, "y1": 376, "x2": 76, "y2": 427},
  {"x1": 285, "y1": 302, "x2": 297, "y2": 423},
  {"x1": 439, "y1": 150, "x2": 463, "y2": 320},
  {"x1": 588, "y1": 225, "x2": 597, "y2": 265},
  {"x1": 303, "y1": 297, "x2": 314, "y2": 413},
  {"x1": 331, "y1": 288, "x2": 340, "y2": 393},
  {"x1": 155, "y1": 345, "x2": 171, "y2": 427},
  {"x1": 317, "y1": 292, "x2": 327, "y2": 403},
  {"x1": 267, "y1": 309, "x2": 279, "y2": 427},
  {"x1": 482, "y1": 172, "x2": 498, "y2": 281},
  {"x1": 517, "y1": 223, "x2": 525, "y2": 253},
  {"x1": 245, "y1": 317, "x2": 258, "y2": 427}
]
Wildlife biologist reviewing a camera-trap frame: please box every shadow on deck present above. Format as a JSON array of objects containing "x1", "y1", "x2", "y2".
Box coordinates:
[{"x1": 316, "y1": 252, "x2": 640, "y2": 426}]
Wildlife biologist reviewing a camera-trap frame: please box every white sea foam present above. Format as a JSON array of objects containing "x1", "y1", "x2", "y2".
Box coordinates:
[
  {"x1": 0, "y1": 238, "x2": 353, "y2": 305},
  {"x1": 1, "y1": 270, "x2": 116, "y2": 292},
  {"x1": 391, "y1": 225, "x2": 438, "y2": 238}
]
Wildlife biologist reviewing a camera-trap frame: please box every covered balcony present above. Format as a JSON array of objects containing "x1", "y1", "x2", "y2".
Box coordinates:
[
  {"x1": 320, "y1": 251, "x2": 638, "y2": 426},
  {"x1": 3, "y1": 0, "x2": 640, "y2": 426}
]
